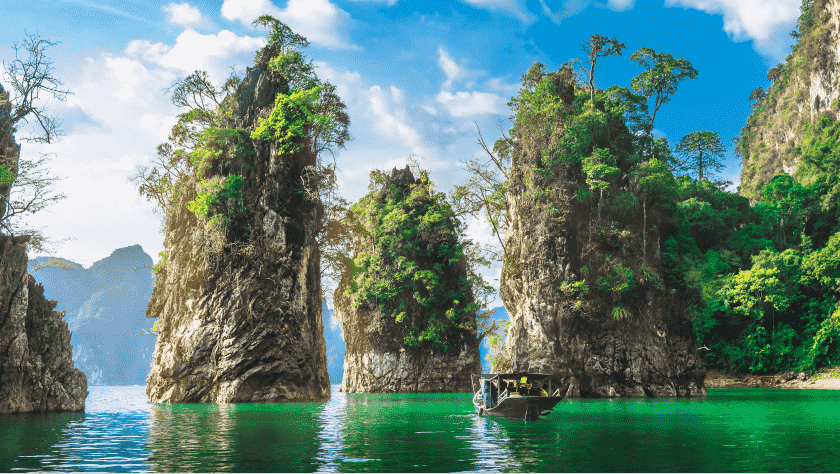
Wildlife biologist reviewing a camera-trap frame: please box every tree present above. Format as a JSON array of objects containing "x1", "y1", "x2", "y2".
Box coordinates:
[
  {"x1": 578, "y1": 35, "x2": 626, "y2": 110},
  {"x1": 630, "y1": 47, "x2": 698, "y2": 153},
  {"x1": 631, "y1": 158, "x2": 675, "y2": 263},
  {"x1": 450, "y1": 123, "x2": 511, "y2": 263},
  {"x1": 0, "y1": 33, "x2": 71, "y2": 253},
  {"x1": 676, "y1": 131, "x2": 726, "y2": 181}
]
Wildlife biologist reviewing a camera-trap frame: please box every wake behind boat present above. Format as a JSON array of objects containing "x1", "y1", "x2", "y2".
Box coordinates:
[{"x1": 471, "y1": 373, "x2": 566, "y2": 421}]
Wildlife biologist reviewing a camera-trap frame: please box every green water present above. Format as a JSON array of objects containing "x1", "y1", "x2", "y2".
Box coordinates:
[{"x1": 1, "y1": 386, "x2": 839, "y2": 472}]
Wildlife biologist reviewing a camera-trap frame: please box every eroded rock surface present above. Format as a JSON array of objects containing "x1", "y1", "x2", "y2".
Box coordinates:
[
  {"x1": 738, "y1": 0, "x2": 840, "y2": 200},
  {"x1": 0, "y1": 235, "x2": 87, "y2": 413},
  {"x1": 498, "y1": 68, "x2": 706, "y2": 398},
  {"x1": 145, "y1": 60, "x2": 329, "y2": 403}
]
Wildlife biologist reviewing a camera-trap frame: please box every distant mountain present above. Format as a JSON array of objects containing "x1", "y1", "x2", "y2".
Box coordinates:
[
  {"x1": 480, "y1": 306, "x2": 509, "y2": 373},
  {"x1": 28, "y1": 245, "x2": 156, "y2": 386},
  {"x1": 322, "y1": 299, "x2": 345, "y2": 384}
]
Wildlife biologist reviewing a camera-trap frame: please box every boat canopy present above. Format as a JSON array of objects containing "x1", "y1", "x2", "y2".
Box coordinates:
[{"x1": 476, "y1": 373, "x2": 554, "y2": 381}]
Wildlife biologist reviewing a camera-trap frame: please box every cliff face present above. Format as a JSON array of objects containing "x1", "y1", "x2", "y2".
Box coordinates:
[
  {"x1": 738, "y1": 0, "x2": 840, "y2": 200},
  {"x1": 145, "y1": 60, "x2": 329, "y2": 402},
  {"x1": 0, "y1": 235, "x2": 87, "y2": 413},
  {"x1": 337, "y1": 167, "x2": 481, "y2": 393},
  {"x1": 28, "y1": 245, "x2": 156, "y2": 385},
  {"x1": 497, "y1": 67, "x2": 706, "y2": 398}
]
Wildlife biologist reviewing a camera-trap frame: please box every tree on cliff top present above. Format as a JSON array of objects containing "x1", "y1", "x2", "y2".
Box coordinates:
[
  {"x1": 676, "y1": 130, "x2": 726, "y2": 181},
  {"x1": 1, "y1": 33, "x2": 70, "y2": 254},
  {"x1": 577, "y1": 35, "x2": 626, "y2": 111}
]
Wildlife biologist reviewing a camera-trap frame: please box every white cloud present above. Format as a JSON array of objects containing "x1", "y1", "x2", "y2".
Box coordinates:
[
  {"x1": 435, "y1": 90, "x2": 507, "y2": 117},
  {"x1": 125, "y1": 29, "x2": 264, "y2": 83},
  {"x1": 437, "y1": 47, "x2": 484, "y2": 90},
  {"x1": 665, "y1": 0, "x2": 800, "y2": 59},
  {"x1": 163, "y1": 3, "x2": 213, "y2": 30},
  {"x1": 345, "y1": 0, "x2": 397, "y2": 4},
  {"x1": 459, "y1": 0, "x2": 537, "y2": 23},
  {"x1": 220, "y1": 0, "x2": 358, "y2": 50},
  {"x1": 538, "y1": 0, "x2": 636, "y2": 23},
  {"x1": 605, "y1": 0, "x2": 634, "y2": 11}
]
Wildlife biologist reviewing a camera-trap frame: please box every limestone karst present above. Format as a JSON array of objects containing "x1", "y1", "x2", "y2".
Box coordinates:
[
  {"x1": 145, "y1": 21, "x2": 338, "y2": 403},
  {"x1": 337, "y1": 167, "x2": 482, "y2": 393},
  {"x1": 0, "y1": 235, "x2": 87, "y2": 413},
  {"x1": 496, "y1": 64, "x2": 706, "y2": 397}
]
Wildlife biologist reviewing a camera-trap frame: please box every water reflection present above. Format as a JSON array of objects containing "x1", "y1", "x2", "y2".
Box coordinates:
[
  {"x1": 3, "y1": 386, "x2": 840, "y2": 472},
  {"x1": 465, "y1": 415, "x2": 520, "y2": 472},
  {"x1": 315, "y1": 385, "x2": 347, "y2": 472},
  {"x1": 146, "y1": 403, "x2": 236, "y2": 472}
]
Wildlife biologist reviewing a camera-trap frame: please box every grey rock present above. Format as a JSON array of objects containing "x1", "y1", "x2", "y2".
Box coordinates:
[
  {"x1": 0, "y1": 234, "x2": 87, "y2": 413},
  {"x1": 145, "y1": 62, "x2": 329, "y2": 403},
  {"x1": 497, "y1": 73, "x2": 706, "y2": 398}
]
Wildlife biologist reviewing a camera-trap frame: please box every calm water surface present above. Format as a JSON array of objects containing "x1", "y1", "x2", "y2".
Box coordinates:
[{"x1": 1, "y1": 385, "x2": 839, "y2": 472}]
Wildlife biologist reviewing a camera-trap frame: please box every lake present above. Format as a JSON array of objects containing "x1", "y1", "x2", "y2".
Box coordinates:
[{"x1": 1, "y1": 385, "x2": 839, "y2": 472}]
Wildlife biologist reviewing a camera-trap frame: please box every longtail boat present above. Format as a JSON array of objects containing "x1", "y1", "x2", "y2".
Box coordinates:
[{"x1": 471, "y1": 373, "x2": 565, "y2": 421}]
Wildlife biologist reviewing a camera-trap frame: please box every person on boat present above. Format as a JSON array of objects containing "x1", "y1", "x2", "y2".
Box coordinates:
[
  {"x1": 518, "y1": 376, "x2": 529, "y2": 395},
  {"x1": 482, "y1": 380, "x2": 492, "y2": 408},
  {"x1": 490, "y1": 381, "x2": 498, "y2": 406}
]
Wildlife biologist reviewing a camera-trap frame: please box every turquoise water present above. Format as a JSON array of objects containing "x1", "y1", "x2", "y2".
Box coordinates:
[{"x1": 1, "y1": 385, "x2": 839, "y2": 472}]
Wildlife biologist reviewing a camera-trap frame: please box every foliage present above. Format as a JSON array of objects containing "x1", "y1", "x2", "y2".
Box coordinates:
[
  {"x1": 346, "y1": 171, "x2": 479, "y2": 352},
  {"x1": 675, "y1": 131, "x2": 726, "y2": 181},
  {"x1": 152, "y1": 251, "x2": 169, "y2": 275}
]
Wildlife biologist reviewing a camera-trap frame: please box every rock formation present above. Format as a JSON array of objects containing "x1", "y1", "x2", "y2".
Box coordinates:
[
  {"x1": 28, "y1": 245, "x2": 156, "y2": 385},
  {"x1": 737, "y1": 0, "x2": 840, "y2": 200},
  {"x1": 337, "y1": 167, "x2": 481, "y2": 393},
  {"x1": 0, "y1": 234, "x2": 87, "y2": 413},
  {"x1": 145, "y1": 40, "x2": 330, "y2": 403},
  {"x1": 497, "y1": 65, "x2": 706, "y2": 398}
]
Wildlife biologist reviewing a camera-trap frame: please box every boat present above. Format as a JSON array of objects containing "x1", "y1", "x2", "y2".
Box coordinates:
[{"x1": 471, "y1": 373, "x2": 566, "y2": 421}]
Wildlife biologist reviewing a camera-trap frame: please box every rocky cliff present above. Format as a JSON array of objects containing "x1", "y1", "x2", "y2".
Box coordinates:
[
  {"x1": 145, "y1": 36, "x2": 331, "y2": 403},
  {"x1": 28, "y1": 245, "x2": 155, "y2": 386},
  {"x1": 337, "y1": 167, "x2": 481, "y2": 393},
  {"x1": 497, "y1": 65, "x2": 706, "y2": 398},
  {"x1": 737, "y1": 0, "x2": 840, "y2": 200},
  {"x1": 0, "y1": 235, "x2": 87, "y2": 413}
]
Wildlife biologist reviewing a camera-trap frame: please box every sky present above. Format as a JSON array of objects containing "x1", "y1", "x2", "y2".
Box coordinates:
[{"x1": 0, "y1": 0, "x2": 802, "y2": 306}]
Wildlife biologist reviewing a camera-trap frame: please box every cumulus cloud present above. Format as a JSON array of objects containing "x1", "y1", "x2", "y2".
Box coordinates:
[
  {"x1": 459, "y1": 0, "x2": 537, "y2": 23},
  {"x1": 435, "y1": 90, "x2": 508, "y2": 117},
  {"x1": 220, "y1": 0, "x2": 358, "y2": 50},
  {"x1": 665, "y1": 0, "x2": 800, "y2": 59},
  {"x1": 125, "y1": 29, "x2": 264, "y2": 83},
  {"x1": 162, "y1": 3, "x2": 212, "y2": 29}
]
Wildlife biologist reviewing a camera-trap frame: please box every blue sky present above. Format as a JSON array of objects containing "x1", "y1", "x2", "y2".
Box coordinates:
[{"x1": 0, "y1": 0, "x2": 801, "y2": 303}]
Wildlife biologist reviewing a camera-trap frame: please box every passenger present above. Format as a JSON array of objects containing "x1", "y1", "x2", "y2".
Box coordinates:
[
  {"x1": 490, "y1": 382, "x2": 498, "y2": 406},
  {"x1": 518, "y1": 376, "x2": 528, "y2": 395},
  {"x1": 507, "y1": 381, "x2": 515, "y2": 395},
  {"x1": 540, "y1": 381, "x2": 548, "y2": 397}
]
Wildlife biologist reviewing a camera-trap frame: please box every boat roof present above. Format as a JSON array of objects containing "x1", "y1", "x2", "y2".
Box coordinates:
[{"x1": 477, "y1": 373, "x2": 554, "y2": 380}]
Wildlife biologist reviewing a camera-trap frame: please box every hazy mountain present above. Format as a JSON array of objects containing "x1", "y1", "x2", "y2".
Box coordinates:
[{"x1": 28, "y1": 245, "x2": 156, "y2": 386}]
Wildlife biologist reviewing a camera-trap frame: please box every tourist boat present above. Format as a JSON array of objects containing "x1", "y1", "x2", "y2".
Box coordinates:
[{"x1": 471, "y1": 373, "x2": 566, "y2": 421}]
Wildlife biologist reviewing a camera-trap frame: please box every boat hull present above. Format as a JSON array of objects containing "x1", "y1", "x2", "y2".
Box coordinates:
[{"x1": 479, "y1": 395, "x2": 564, "y2": 421}]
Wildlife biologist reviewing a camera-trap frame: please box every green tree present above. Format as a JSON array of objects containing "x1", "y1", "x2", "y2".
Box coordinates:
[
  {"x1": 676, "y1": 130, "x2": 726, "y2": 181},
  {"x1": 630, "y1": 47, "x2": 698, "y2": 144},
  {"x1": 755, "y1": 174, "x2": 810, "y2": 248},
  {"x1": 578, "y1": 35, "x2": 626, "y2": 110},
  {"x1": 631, "y1": 158, "x2": 675, "y2": 263}
]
